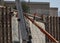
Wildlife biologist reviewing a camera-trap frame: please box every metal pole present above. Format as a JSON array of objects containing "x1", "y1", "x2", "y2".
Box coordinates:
[{"x1": 15, "y1": 0, "x2": 27, "y2": 43}]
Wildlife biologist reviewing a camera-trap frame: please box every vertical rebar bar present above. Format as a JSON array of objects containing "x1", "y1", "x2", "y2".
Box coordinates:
[{"x1": 1, "y1": 7, "x2": 4, "y2": 43}]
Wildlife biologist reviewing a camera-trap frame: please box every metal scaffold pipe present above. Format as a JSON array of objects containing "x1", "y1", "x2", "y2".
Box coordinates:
[{"x1": 15, "y1": 0, "x2": 28, "y2": 43}]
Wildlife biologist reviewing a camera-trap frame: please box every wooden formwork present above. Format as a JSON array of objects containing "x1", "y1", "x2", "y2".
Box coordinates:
[{"x1": 0, "y1": 6, "x2": 12, "y2": 43}]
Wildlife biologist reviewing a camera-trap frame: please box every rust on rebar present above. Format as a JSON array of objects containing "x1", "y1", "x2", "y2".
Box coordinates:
[{"x1": 24, "y1": 13, "x2": 58, "y2": 43}]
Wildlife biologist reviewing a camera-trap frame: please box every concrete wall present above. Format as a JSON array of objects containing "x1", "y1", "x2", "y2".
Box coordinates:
[
  {"x1": 4, "y1": 2, "x2": 49, "y2": 16},
  {"x1": 28, "y1": 2, "x2": 49, "y2": 16},
  {"x1": 0, "y1": 0, "x2": 4, "y2": 5},
  {"x1": 12, "y1": 13, "x2": 45, "y2": 43},
  {"x1": 49, "y1": 8, "x2": 58, "y2": 16},
  {"x1": 29, "y1": 20, "x2": 45, "y2": 43},
  {"x1": 0, "y1": 1, "x2": 58, "y2": 16},
  {"x1": 12, "y1": 14, "x2": 19, "y2": 42}
]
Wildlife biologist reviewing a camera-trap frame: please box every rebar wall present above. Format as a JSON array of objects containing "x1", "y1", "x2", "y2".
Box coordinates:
[
  {"x1": 45, "y1": 16, "x2": 60, "y2": 43},
  {"x1": 0, "y1": 7, "x2": 12, "y2": 43}
]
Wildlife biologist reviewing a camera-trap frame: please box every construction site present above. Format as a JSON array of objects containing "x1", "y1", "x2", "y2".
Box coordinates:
[{"x1": 0, "y1": 0, "x2": 60, "y2": 43}]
